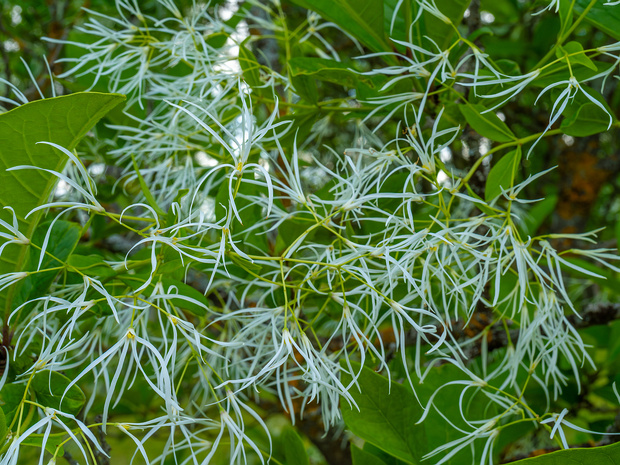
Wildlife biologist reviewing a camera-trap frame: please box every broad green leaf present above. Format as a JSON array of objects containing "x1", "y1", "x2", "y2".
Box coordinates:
[
  {"x1": 363, "y1": 443, "x2": 410, "y2": 465},
  {"x1": 558, "y1": 0, "x2": 574, "y2": 36},
  {"x1": 575, "y1": 0, "x2": 620, "y2": 41},
  {"x1": 0, "y1": 92, "x2": 125, "y2": 313},
  {"x1": 67, "y1": 254, "x2": 116, "y2": 278},
  {"x1": 290, "y1": 72, "x2": 319, "y2": 104},
  {"x1": 282, "y1": 427, "x2": 309, "y2": 465},
  {"x1": 508, "y1": 441, "x2": 620, "y2": 464},
  {"x1": 561, "y1": 103, "x2": 613, "y2": 137},
  {"x1": 521, "y1": 194, "x2": 558, "y2": 236},
  {"x1": 32, "y1": 371, "x2": 86, "y2": 415},
  {"x1": 352, "y1": 445, "x2": 389, "y2": 465},
  {"x1": 465, "y1": 184, "x2": 497, "y2": 216},
  {"x1": 459, "y1": 103, "x2": 516, "y2": 142},
  {"x1": 21, "y1": 434, "x2": 65, "y2": 456},
  {"x1": 0, "y1": 382, "x2": 27, "y2": 428},
  {"x1": 15, "y1": 220, "x2": 81, "y2": 312},
  {"x1": 229, "y1": 252, "x2": 264, "y2": 274},
  {"x1": 289, "y1": 57, "x2": 361, "y2": 88},
  {"x1": 485, "y1": 148, "x2": 522, "y2": 202},
  {"x1": 341, "y1": 362, "x2": 426, "y2": 464},
  {"x1": 480, "y1": 0, "x2": 519, "y2": 23},
  {"x1": 238, "y1": 40, "x2": 263, "y2": 89},
  {"x1": 556, "y1": 41, "x2": 597, "y2": 71},
  {"x1": 467, "y1": 26, "x2": 494, "y2": 43},
  {"x1": 267, "y1": 111, "x2": 320, "y2": 151},
  {"x1": 0, "y1": 406, "x2": 6, "y2": 442},
  {"x1": 289, "y1": 0, "x2": 389, "y2": 53},
  {"x1": 119, "y1": 274, "x2": 209, "y2": 317}
]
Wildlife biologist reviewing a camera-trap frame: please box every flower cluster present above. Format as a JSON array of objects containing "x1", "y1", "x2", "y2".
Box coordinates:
[{"x1": 1, "y1": 0, "x2": 619, "y2": 464}]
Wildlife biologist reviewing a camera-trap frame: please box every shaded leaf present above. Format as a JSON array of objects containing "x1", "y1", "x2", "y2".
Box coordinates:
[
  {"x1": 561, "y1": 103, "x2": 613, "y2": 137},
  {"x1": 0, "y1": 406, "x2": 6, "y2": 442},
  {"x1": 341, "y1": 362, "x2": 426, "y2": 464},
  {"x1": 558, "y1": 0, "x2": 574, "y2": 36},
  {"x1": 459, "y1": 103, "x2": 516, "y2": 142},
  {"x1": 119, "y1": 274, "x2": 209, "y2": 317},
  {"x1": 352, "y1": 445, "x2": 389, "y2": 465},
  {"x1": 21, "y1": 434, "x2": 65, "y2": 457},
  {"x1": 289, "y1": 57, "x2": 361, "y2": 88},
  {"x1": 67, "y1": 254, "x2": 116, "y2": 278},
  {"x1": 575, "y1": 0, "x2": 620, "y2": 41},
  {"x1": 0, "y1": 382, "x2": 27, "y2": 428},
  {"x1": 15, "y1": 220, "x2": 81, "y2": 312},
  {"x1": 289, "y1": 0, "x2": 389, "y2": 53},
  {"x1": 556, "y1": 41, "x2": 597, "y2": 71},
  {"x1": 32, "y1": 371, "x2": 86, "y2": 415},
  {"x1": 485, "y1": 148, "x2": 522, "y2": 202},
  {"x1": 521, "y1": 194, "x2": 558, "y2": 236},
  {"x1": 239, "y1": 40, "x2": 263, "y2": 90},
  {"x1": 282, "y1": 427, "x2": 309, "y2": 465},
  {"x1": 290, "y1": 72, "x2": 319, "y2": 104},
  {"x1": 131, "y1": 154, "x2": 166, "y2": 217},
  {"x1": 508, "y1": 441, "x2": 620, "y2": 464}
]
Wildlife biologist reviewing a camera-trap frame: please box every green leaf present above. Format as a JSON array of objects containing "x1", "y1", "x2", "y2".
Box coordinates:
[
  {"x1": 290, "y1": 72, "x2": 319, "y2": 104},
  {"x1": 0, "y1": 406, "x2": 6, "y2": 443},
  {"x1": 21, "y1": 434, "x2": 65, "y2": 456},
  {"x1": 67, "y1": 254, "x2": 116, "y2": 278},
  {"x1": 0, "y1": 92, "x2": 125, "y2": 313},
  {"x1": 341, "y1": 362, "x2": 426, "y2": 464},
  {"x1": 561, "y1": 103, "x2": 613, "y2": 137},
  {"x1": 558, "y1": 0, "x2": 573, "y2": 36},
  {"x1": 575, "y1": 0, "x2": 620, "y2": 41},
  {"x1": 15, "y1": 220, "x2": 82, "y2": 311},
  {"x1": 282, "y1": 427, "x2": 309, "y2": 465},
  {"x1": 289, "y1": 0, "x2": 389, "y2": 53},
  {"x1": 485, "y1": 148, "x2": 522, "y2": 202},
  {"x1": 289, "y1": 57, "x2": 361, "y2": 88},
  {"x1": 352, "y1": 445, "x2": 389, "y2": 465},
  {"x1": 459, "y1": 103, "x2": 516, "y2": 142},
  {"x1": 480, "y1": 0, "x2": 519, "y2": 23},
  {"x1": 119, "y1": 274, "x2": 209, "y2": 317},
  {"x1": 0, "y1": 382, "x2": 27, "y2": 427},
  {"x1": 131, "y1": 154, "x2": 166, "y2": 218},
  {"x1": 508, "y1": 441, "x2": 620, "y2": 464},
  {"x1": 238, "y1": 40, "x2": 263, "y2": 89},
  {"x1": 556, "y1": 41, "x2": 597, "y2": 71},
  {"x1": 521, "y1": 194, "x2": 558, "y2": 236},
  {"x1": 268, "y1": 111, "x2": 320, "y2": 152},
  {"x1": 229, "y1": 252, "x2": 263, "y2": 275},
  {"x1": 464, "y1": 184, "x2": 497, "y2": 216},
  {"x1": 32, "y1": 371, "x2": 86, "y2": 415}
]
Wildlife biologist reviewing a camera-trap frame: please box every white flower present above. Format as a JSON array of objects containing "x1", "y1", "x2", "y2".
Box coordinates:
[
  {"x1": 0, "y1": 207, "x2": 29, "y2": 256},
  {"x1": 527, "y1": 77, "x2": 613, "y2": 157}
]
